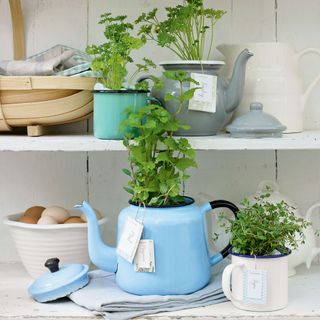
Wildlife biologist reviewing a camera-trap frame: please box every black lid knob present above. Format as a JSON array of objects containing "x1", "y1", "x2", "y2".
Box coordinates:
[{"x1": 45, "y1": 258, "x2": 60, "y2": 273}]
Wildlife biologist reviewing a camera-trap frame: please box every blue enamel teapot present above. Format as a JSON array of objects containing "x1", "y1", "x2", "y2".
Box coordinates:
[{"x1": 76, "y1": 198, "x2": 238, "y2": 295}]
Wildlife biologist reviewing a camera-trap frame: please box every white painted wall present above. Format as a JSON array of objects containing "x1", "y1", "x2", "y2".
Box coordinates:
[{"x1": 1, "y1": 0, "x2": 320, "y2": 263}]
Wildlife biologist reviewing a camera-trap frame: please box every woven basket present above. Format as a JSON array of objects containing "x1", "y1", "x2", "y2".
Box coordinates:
[{"x1": 0, "y1": 0, "x2": 95, "y2": 136}]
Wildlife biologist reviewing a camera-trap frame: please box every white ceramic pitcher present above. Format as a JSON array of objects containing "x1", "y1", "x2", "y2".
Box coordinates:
[{"x1": 218, "y1": 43, "x2": 320, "y2": 133}]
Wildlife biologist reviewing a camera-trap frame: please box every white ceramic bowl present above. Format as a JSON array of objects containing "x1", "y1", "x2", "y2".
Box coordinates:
[{"x1": 4, "y1": 213, "x2": 107, "y2": 278}]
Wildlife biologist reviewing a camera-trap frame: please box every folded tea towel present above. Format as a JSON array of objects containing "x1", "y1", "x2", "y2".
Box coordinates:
[
  {"x1": 69, "y1": 260, "x2": 228, "y2": 320},
  {"x1": 0, "y1": 44, "x2": 92, "y2": 76}
]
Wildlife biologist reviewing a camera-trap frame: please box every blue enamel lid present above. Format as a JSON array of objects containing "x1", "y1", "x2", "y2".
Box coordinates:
[{"x1": 28, "y1": 258, "x2": 89, "y2": 303}]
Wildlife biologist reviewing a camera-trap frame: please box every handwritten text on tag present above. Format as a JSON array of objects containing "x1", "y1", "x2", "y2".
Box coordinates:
[
  {"x1": 116, "y1": 217, "x2": 143, "y2": 263},
  {"x1": 243, "y1": 268, "x2": 267, "y2": 305},
  {"x1": 189, "y1": 73, "x2": 217, "y2": 114},
  {"x1": 134, "y1": 239, "x2": 155, "y2": 273}
]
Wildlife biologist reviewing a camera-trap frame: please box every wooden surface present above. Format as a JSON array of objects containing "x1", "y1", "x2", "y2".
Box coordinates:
[
  {"x1": 0, "y1": 131, "x2": 320, "y2": 152},
  {"x1": 0, "y1": 0, "x2": 320, "y2": 271},
  {"x1": 3, "y1": 0, "x2": 95, "y2": 134},
  {"x1": 9, "y1": 0, "x2": 25, "y2": 59},
  {"x1": 1, "y1": 262, "x2": 320, "y2": 319},
  {"x1": 0, "y1": 77, "x2": 96, "y2": 90}
]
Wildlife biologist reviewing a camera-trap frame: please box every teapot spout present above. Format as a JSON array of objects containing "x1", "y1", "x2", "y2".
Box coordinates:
[
  {"x1": 225, "y1": 48, "x2": 253, "y2": 113},
  {"x1": 75, "y1": 201, "x2": 117, "y2": 273}
]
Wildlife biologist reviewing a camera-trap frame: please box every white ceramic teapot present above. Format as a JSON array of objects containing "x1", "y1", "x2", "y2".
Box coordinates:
[
  {"x1": 218, "y1": 43, "x2": 320, "y2": 133},
  {"x1": 250, "y1": 180, "x2": 320, "y2": 276}
]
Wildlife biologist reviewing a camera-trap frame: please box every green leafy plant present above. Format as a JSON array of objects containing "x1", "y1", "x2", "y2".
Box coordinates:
[
  {"x1": 121, "y1": 71, "x2": 200, "y2": 206},
  {"x1": 135, "y1": 0, "x2": 226, "y2": 60},
  {"x1": 218, "y1": 193, "x2": 311, "y2": 256},
  {"x1": 86, "y1": 13, "x2": 155, "y2": 90}
]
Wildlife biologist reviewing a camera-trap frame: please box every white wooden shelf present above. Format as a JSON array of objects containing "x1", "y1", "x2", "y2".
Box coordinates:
[
  {"x1": 1, "y1": 262, "x2": 320, "y2": 319},
  {"x1": 2, "y1": 131, "x2": 320, "y2": 152}
]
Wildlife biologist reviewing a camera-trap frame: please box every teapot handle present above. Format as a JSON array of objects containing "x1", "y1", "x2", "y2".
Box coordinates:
[
  {"x1": 296, "y1": 48, "x2": 320, "y2": 104},
  {"x1": 204, "y1": 200, "x2": 238, "y2": 266}
]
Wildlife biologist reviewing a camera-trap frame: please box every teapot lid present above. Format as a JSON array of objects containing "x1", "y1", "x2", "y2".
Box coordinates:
[
  {"x1": 28, "y1": 258, "x2": 89, "y2": 302},
  {"x1": 227, "y1": 102, "x2": 286, "y2": 138},
  {"x1": 250, "y1": 180, "x2": 298, "y2": 211}
]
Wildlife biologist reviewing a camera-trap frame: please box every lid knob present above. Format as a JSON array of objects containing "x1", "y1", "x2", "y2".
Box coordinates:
[
  {"x1": 45, "y1": 258, "x2": 60, "y2": 273},
  {"x1": 250, "y1": 102, "x2": 263, "y2": 111}
]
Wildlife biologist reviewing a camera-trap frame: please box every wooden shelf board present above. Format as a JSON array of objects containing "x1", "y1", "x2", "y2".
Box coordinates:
[
  {"x1": 1, "y1": 262, "x2": 320, "y2": 319},
  {"x1": 1, "y1": 131, "x2": 320, "y2": 152}
]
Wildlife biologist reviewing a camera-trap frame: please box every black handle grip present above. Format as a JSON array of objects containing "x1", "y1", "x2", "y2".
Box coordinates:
[
  {"x1": 209, "y1": 200, "x2": 238, "y2": 258},
  {"x1": 45, "y1": 258, "x2": 60, "y2": 273}
]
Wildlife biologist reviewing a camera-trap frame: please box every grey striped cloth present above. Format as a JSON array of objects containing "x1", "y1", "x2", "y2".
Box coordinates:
[
  {"x1": 69, "y1": 260, "x2": 228, "y2": 320},
  {"x1": 0, "y1": 44, "x2": 96, "y2": 77}
]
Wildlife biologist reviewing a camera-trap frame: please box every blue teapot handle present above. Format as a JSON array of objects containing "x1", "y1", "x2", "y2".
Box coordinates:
[{"x1": 204, "y1": 200, "x2": 238, "y2": 266}]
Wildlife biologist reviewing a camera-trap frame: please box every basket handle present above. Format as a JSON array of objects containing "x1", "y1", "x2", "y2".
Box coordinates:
[{"x1": 9, "y1": 0, "x2": 25, "y2": 60}]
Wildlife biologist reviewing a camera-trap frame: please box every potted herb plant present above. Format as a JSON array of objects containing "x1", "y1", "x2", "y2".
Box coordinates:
[
  {"x1": 121, "y1": 70, "x2": 199, "y2": 206},
  {"x1": 76, "y1": 70, "x2": 239, "y2": 295},
  {"x1": 220, "y1": 193, "x2": 310, "y2": 311},
  {"x1": 135, "y1": 1, "x2": 252, "y2": 136},
  {"x1": 135, "y1": 0, "x2": 226, "y2": 61},
  {"x1": 86, "y1": 12, "x2": 156, "y2": 139},
  {"x1": 109, "y1": 70, "x2": 239, "y2": 294}
]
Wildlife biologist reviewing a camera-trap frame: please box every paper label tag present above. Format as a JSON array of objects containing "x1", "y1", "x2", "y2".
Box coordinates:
[
  {"x1": 243, "y1": 268, "x2": 267, "y2": 305},
  {"x1": 116, "y1": 217, "x2": 143, "y2": 263},
  {"x1": 134, "y1": 239, "x2": 155, "y2": 273},
  {"x1": 189, "y1": 72, "x2": 217, "y2": 114}
]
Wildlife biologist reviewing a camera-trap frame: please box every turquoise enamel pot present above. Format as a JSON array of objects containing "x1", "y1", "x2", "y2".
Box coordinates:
[
  {"x1": 76, "y1": 198, "x2": 239, "y2": 295},
  {"x1": 93, "y1": 90, "x2": 149, "y2": 140}
]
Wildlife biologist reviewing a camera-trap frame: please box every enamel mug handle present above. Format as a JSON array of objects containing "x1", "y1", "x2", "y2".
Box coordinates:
[
  {"x1": 205, "y1": 200, "x2": 238, "y2": 266},
  {"x1": 222, "y1": 263, "x2": 244, "y2": 302},
  {"x1": 137, "y1": 75, "x2": 164, "y2": 107},
  {"x1": 147, "y1": 96, "x2": 163, "y2": 106}
]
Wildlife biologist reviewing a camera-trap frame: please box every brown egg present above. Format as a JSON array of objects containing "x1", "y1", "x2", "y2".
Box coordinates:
[
  {"x1": 64, "y1": 216, "x2": 84, "y2": 224},
  {"x1": 24, "y1": 206, "x2": 45, "y2": 221},
  {"x1": 19, "y1": 215, "x2": 38, "y2": 224}
]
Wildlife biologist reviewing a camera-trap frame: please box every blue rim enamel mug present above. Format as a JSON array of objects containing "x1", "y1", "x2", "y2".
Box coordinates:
[{"x1": 93, "y1": 89, "x2": 158, "y2": 140}]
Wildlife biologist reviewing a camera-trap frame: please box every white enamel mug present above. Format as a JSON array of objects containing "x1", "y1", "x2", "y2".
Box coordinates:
[{"x1": 222, "y1": 252, "x2": 289, "y2": 311}]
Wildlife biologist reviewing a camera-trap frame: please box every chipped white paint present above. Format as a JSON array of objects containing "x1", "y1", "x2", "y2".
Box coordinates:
[
  {"x1": 0, "y1": 263, "x2": 96, "y2": 319},
  {"x1": 2, "y1": 132, "x2": 320, "y2": 152},
  {"x1": 1, "y1": 262, "x2": 320, "y2": 319},
  {"x1": 1, "y1": 1, "x2": 320, "y2": 318}
]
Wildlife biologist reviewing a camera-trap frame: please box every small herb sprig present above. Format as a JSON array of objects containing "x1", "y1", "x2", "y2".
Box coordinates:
[
  {"x1": 86, "y1": 13, "x2": 155, "y2": 90},
  {"x1": 219, "y1": 193, "x2": 311, "y2": 256},
  {"x1": 135, "y1": 0, "x2": 226, "y2": 60},
  {"x1": 121, "y1": 71, "x2": 200, "y2": 206}
]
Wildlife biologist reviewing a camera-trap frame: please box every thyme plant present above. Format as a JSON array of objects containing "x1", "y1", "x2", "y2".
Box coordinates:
[
  {"x1": 135, "y1": 0, "x2": 226, "y2": 60},
  {"x1": 219, "y1": 193, "x2": 311, "y2": 256}
]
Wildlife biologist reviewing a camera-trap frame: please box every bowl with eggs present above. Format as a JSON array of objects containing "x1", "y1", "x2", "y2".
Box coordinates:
[{"x1": 4, "y1": 205, "x2": 107, "y2": 278}]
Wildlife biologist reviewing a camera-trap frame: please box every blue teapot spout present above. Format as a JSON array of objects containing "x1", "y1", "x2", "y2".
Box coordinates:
[
  {"x1": 75, "y1": 201, "x2": 117, "y2": 272},
  {"x1": 225, "y1": 48, "x2": 253, "y2": 113}
]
